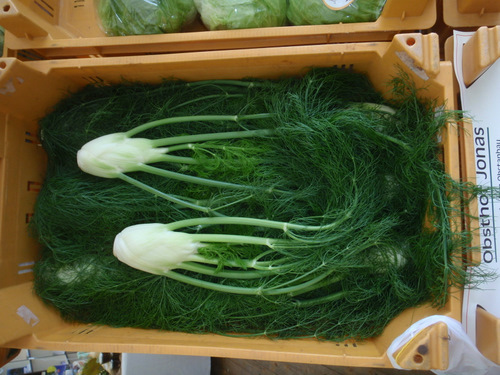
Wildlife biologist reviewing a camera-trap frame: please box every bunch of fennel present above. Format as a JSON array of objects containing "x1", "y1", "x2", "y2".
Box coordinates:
[{"x1": 32, "y1": 68, "x2": 481, "y2": 340}]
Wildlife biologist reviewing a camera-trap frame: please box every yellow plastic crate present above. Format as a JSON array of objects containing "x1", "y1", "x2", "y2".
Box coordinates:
[
  {"x1": 443, "y1": 0, "x2": 500, "y2": 28},
  {"x1": 0, "y1": 0, "x2": 436, "y2": 59},
  {"x1": 0, "y1": 33, "x2": 464, "y2": 370}
]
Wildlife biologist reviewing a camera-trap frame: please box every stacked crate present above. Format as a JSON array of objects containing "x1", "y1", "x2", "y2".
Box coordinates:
[
  {"x1": 443, "y1": 0, "x2": 500, "y2": 30},
  {"x1": 0, "y1": 0, "x2": 436, "y2": 59}
]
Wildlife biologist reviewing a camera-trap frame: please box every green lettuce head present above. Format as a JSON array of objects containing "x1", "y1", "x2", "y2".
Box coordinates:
[
  {"x1": 97, "y1": 0, "x2": 197, "y2": 35},
  {"x1": 194, "y1": 0, "x2": 287, "y2": 30},
  {"x1": 287, "y1": 0, "x2": 387, "y2": 25}
]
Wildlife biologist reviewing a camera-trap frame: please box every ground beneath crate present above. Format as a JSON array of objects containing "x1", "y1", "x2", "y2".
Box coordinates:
[{"x1": 210, "y1": 358, "x2": 434, "y2": 375}]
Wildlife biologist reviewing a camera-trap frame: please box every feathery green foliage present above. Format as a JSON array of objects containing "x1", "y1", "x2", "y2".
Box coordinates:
[{"x1": 32, "y1": 68, "x2": 481, "y2": 340}]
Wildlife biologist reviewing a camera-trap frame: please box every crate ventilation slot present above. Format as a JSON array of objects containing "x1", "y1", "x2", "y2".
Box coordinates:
[
  {"x1": 25, "y1": 131, "x2": 39, "y2": 144},
  {"x1": 75, "y1": 327, "x2": 97, "y2": 335},
  {"x1": 333, "y1": 64, "x2": 354, "y2": 71},
  {"x1": 73, "y1": 0, "x2": 85, "y2": 8},
  {"x1": 18, "y1": 261, "x2": 35, "y2": 275},
  {"x1": 335, "y1": 342, "x2": 358, "y2": 348},
  {"x1": 84, "y1": 76, "x2": 106, "y2": 85},
  {"x1": 17, "y1": 50, "x2": 45, "y2": 61},
  {"x1": 27, "y1": 181, "x2": 42, "y2": 192},
  {"x1": 34, "y1": 0, "x2": 55, "y2": 18}
]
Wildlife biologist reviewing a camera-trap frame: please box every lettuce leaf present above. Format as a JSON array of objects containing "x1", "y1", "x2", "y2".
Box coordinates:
[
  {"x1": 287, "y1": 0, "x2": 387, "y2": 25},
  {"x1": 194, "y1": 0, "x2": 287, "y2": 30},
  {"x1": 97, "y1": 0, "x2": 197, "y2": 35}
]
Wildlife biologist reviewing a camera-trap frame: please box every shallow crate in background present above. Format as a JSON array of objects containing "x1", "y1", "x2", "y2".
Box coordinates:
[
  {"x1": 0, "y1": 0, "x2": 436, "y2": 59},
  {"x1": 0, "y1": 32, "x2": 472, "y2": 371},
  {"x1": 443, "y1": 0, "x2": 500, "y2": 28},
  {"x1": 456, "y1": 26, "x2": 500, "y2": 88}
]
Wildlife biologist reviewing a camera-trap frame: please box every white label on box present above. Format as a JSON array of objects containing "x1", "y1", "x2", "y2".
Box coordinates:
[
  {"x1": 17, "y1": 305, "x2": 40, "y2": 327},
  {"x1": 454, "y1": 30, "x2": 500, "y2": 344}
]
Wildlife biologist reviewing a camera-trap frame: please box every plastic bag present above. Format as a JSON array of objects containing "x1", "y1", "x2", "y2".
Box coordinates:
[
  {"x1": 96, "y1": 0, "x2": 198, "y2": 36},
  {"x1": 287, "y1": 0, "x2": 386, "y2": 26},
  {"x1": 194, "y1": 0, "x2": 287, "y2": 30},
  {"x1": 387, "y1": 315, "x2": 500, "y2": 375}
]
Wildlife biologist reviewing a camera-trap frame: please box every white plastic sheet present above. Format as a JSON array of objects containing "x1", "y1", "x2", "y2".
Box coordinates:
[{"x1": 387, "y1": 315, "x2": 500, "y2": 374}]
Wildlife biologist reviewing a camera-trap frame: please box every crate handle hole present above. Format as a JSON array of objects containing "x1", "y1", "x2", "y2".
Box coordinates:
[
  {"x1": 3, "y1": 4, "x2": 10, "y2": 12},
  {"x1": 417, "y1": 344, "x2": 428, "y2": 355},
  {"x1": 413, "y1": 354, "x2": 424, "y2": 364},
  {"x1": 406, "y1": 37, "x2": 416, "y2": 46}
]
